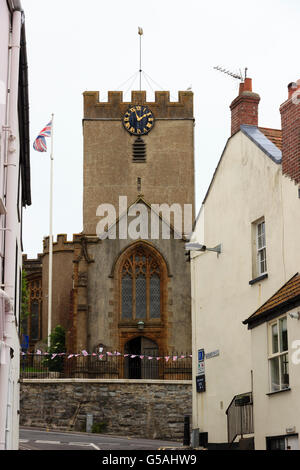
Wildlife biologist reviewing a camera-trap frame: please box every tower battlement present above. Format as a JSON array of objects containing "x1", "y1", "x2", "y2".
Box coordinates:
[
  {"x1": 43, "y1": 234, "x2": 76, "y2": 254},
  {"x1": 83, "y1": 90, "x2": 193, "y2": 119}
]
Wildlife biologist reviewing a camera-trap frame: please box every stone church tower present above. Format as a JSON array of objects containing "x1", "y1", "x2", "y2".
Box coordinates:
[{"x1": 24, "y1": 89, "x2": 195, "y2": 365}]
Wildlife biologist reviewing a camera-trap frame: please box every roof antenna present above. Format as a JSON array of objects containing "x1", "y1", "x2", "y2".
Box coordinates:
[
  {"x1": 213, "y1": 65, "x2": 248, "y2": 82},
  {"x1": 138, "y1": 27, "x2": 143, "y2": 91}
]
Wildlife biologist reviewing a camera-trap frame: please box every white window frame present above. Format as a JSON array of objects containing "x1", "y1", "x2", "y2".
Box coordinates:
[
  {"x1": 256, "y1": 219, "x2": 267, "y2": 276},
  {"x1": 268, "y1": 315, "x2": 289, "y2": 393}
]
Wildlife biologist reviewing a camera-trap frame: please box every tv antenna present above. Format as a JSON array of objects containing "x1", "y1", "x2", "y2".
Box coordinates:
[{"x1": 214, "y1": 65, "x2": 248, "y2": 82}]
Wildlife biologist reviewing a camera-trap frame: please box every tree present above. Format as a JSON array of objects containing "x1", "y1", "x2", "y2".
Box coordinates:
[{"x1": 43, "y1": 325, "x2": 66, "y2": 372}]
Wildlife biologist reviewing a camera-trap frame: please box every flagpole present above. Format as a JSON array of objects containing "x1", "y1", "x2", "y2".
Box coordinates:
[
  {"x1": 138, "y1": 27, "x2": 143, "y2": 91},
  {"x1": 48, "y1": 113, "x2": 54, "y2": 348}
]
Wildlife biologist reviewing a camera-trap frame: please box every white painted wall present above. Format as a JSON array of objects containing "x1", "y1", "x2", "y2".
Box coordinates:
[
  {"x1": 191, "y1": 130, "x2": 300, "y2": 444},
  {"x1": 0, "y1": 0, "x2": 26, "y2": 451},
  {"x1": 251, "y1": 311, "x2": 300, "y2": 450}
]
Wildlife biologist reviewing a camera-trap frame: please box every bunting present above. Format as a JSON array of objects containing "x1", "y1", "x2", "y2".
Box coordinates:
[{"x1": 20, "y1": 350, "x2": 192, "y2": 361}]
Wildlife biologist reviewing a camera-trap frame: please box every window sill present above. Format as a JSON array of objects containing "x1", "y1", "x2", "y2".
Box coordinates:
[
  {"x1": 249, "y1": 273, "x2": 268, "y2": 285},
  {"x1": 266, "y1": 387, "x2": 291, "y2": 397}
]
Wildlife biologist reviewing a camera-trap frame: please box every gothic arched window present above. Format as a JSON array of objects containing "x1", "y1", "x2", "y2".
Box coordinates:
[
  {"x1": 22, "y1": 277, "x2": 42, "y2": 345},
  {"x1": 120, "y1": 245, "x2": 163, "y2": 321}
]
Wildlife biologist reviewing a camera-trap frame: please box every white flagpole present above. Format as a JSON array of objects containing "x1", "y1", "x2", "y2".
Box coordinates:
[{"x1": 47, "y1": 114, "x2": 54, "y2": 348}]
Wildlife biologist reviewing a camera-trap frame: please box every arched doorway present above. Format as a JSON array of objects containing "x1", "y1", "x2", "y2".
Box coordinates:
[{"x1": 124, "y1": 336, "x2": 159, "y2": 379}]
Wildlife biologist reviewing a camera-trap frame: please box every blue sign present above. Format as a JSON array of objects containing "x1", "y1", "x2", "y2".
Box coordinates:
[
  {"x1": 21, "y1": 334, "x2": 29, "y2": 350},
  {"x1": 198, "y1": 349, "x2": 205, "y2": 362}
]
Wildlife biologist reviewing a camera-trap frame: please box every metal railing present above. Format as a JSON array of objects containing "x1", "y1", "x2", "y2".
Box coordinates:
[
  {"x1": 20, "y1": 353, "x2": 192, "y2": 381},
  {"x1": 226, "y1": 392, "x2": 254, "y2": 444}
]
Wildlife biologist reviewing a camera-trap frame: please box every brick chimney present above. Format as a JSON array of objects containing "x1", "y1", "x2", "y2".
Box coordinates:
[
  {"x1": 280, "y1": 81, "x2": 300, "y2": 184},
  {"x1": 230, "y1": 78, "x2": 260, "y2": 136}
]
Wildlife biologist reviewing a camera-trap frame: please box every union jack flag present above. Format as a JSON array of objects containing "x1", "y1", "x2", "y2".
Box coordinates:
[{"x1": 33, "y1": 121, "x2": 52, "y2": 152}]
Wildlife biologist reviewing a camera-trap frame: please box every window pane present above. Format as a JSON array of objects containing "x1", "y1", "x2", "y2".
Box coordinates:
[
  {"x1": 271, "y1": 323, "x2": 279, "y2": 354},
  {"x1": 280, "y1": 353, "x2": 289, "y2": 389},
  {"x1": 267, "y1": 437, "x2": 286, "y2": 451},
  {"x1": 31, "y1": 301, "x2": 39, "y2": 341},
  {"x1": 136, "y1": 275, "x2": 146, "y2": 319},
  {"x1": 258, "y1": 248, "x2": 267, "y2": 274},
  {"x1": 150, "y1": 274, "x2": 160, "y2": 319},
  {"x1": 122, "y1": 274, "x2": 132, "y2": 319},
  {"x1": 270, "y1": 357, "x2": 280, "y2": 392},
  {"x1": 279, "y1": 317, "x2": 288, "y2": 352},
  {"x1": 257, "y1": 222, "x2": 265, "y2": 249}
]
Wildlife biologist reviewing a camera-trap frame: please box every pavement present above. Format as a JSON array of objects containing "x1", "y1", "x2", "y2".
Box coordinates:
[{"x1": 19, "y1": 426, "x2": 187, "y2": 451}]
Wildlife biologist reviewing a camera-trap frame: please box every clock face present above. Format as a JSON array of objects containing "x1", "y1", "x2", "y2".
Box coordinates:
[{"x1": 122, "y1": 105, "x2": 154, "y2": 135}]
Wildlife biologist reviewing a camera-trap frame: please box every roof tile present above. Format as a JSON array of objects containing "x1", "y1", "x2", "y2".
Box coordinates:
[
  {"x1": 246, "y1": 273, "x2": 300, "y2": 323},
  {"x1": 259, "y1": 127, "x2": 282, "y2": 150}
]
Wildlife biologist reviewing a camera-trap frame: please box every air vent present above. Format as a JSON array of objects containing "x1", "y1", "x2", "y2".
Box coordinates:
[{"x1": 133, "y1": 137, "x2": 146, "y2": 163}]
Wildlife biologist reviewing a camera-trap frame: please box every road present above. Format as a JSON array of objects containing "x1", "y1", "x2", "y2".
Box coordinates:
[{"x1": 19, "y1": 427, "x2": 183, "y2": 451}]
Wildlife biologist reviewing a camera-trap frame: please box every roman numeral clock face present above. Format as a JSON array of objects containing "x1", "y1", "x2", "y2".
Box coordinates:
[{"x1": 122, "y1": 105, "x2": 154, "y2": 135}]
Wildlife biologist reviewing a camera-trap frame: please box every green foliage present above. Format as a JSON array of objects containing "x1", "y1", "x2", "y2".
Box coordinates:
[
  {"x1": 43, "y1": 325, "x2": 66, "y2": 372},
  {"x1": 91, "y1": 422, "x2": 108, "y2": 434}
]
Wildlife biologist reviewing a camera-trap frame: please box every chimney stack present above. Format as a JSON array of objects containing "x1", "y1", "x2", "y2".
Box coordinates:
[
  {"x1": 280, "y1": 81, "x2": 300, "y2": 184},
  {"x1": 230, "y1": 78, "x2": 260, "y2": 136}
]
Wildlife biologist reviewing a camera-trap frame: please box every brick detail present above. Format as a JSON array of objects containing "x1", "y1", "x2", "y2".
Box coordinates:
[
  {"x1": 280, "y1": 81, "x2": 300, "y2": 184},
  {"x1": 230, "y1": 78, "x2": 260, "y2": 136}
]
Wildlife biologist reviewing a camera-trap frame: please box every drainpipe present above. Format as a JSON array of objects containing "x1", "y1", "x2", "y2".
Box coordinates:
[{"x1": 0, "y1": 4, "x2": 23, "y2": 450}]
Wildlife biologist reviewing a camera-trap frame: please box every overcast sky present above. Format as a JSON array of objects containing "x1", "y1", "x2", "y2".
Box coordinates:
[{"x1": 22, "y1": 0, "x2": 300, "y2": 258}]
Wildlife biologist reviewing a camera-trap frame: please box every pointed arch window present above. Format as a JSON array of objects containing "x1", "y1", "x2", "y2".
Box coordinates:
[{"x1": 120, "y1": 245, "x2": 162, "y2": 321}]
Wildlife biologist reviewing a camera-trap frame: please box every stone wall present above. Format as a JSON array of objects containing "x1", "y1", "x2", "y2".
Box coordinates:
[{"x1": 20, "y1": 379, "x2": 192, "y2": 441}]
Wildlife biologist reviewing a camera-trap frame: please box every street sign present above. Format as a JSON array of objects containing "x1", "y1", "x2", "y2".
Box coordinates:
[
  {"x1": 196, "y1": 375, "x2": 206, "y2": 393},
  {"x1": 197, "y1": 349, "x2": 205, "y2": 393}
]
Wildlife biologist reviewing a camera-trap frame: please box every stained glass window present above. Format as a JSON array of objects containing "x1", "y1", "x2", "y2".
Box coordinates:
[
  {"x1": 122, "y1": 274, "x2": 133, "y2": 319},
  {"x1": 31, "y1": 301, "x2": 39, "y2": 341},
  {"x1": 136, "y1": 276, "x2": 147, "y2": 318},
  {"x1": 23, "y1": 277, "x2": 42, "y2": 344},
  {"x1": 150, "y1": 274, "x2": 160, "y2": 319},
  {"x1": 120, "y1": 245, "x2": 162, "y2": 321}
]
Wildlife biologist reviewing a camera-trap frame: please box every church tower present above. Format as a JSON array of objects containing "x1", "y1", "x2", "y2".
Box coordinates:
[{"x1": 66, "y1": 89, "x2": 195, "y2": 365}]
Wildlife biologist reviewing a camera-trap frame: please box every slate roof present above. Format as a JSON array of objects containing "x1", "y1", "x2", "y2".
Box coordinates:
[
  {"x1": 240, "y1": 125, "x2": 282, "y2": 164},
  {"x1": 244, "y1": 273, "x2": 300, "y2": 327}
]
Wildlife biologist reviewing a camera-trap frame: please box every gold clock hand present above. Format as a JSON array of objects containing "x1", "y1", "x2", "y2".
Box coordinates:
[{"x1": 137, "y1": 113, "x2": 147, "y2": 122}]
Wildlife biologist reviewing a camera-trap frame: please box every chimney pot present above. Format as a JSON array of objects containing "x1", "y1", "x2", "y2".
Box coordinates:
[
  {"x1": 243, "y1": 78, "x2": 252, "y2": 92},
  {"x1": 230, "y1": 77, "x2": 260, "y2": 136},
  {"x1": 288, "y1": 81, "x2": 299, "y2": 99}
]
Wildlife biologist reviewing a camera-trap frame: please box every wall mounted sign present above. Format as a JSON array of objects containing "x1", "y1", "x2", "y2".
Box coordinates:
[
  {"x1": 196, "y1": 374, "x2": 206, "y2": 393},
  {"x1": 205, "y1": 350, "x2": 220, "y2": 360},
  {"x1": 197, "y1": 349, "x2": 205, "y2": 393}
]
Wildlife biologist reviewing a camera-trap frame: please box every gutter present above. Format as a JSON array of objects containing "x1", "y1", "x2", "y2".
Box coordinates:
[
  {"x1": 243, "y1": 294, "x2": 300, "y2": 330},
  {"x1": 6, "y1": 0, "x2": 31, "y2": 207}
]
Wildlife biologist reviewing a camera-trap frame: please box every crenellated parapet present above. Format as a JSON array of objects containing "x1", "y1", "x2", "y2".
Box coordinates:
[
  {"x1": 43, "y1": 234, "x2": 76, "y2": 254},
  {"x1": 22, "y1": 253, "x2": 43, "y2": 276},
  {"x1": 83, "y1": 90, "x2": 193, "y2": 119}
]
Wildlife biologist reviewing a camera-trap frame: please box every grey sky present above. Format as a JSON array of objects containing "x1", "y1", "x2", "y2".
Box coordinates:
[{"x1": 21, "y1": 0, "x2": 300, "y2": 257}]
